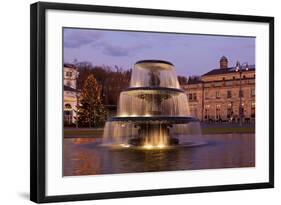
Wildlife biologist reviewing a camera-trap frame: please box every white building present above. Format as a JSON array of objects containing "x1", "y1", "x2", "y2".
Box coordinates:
[{"x1": 64, "y1": 64, "x2": 79, "y2": 125}]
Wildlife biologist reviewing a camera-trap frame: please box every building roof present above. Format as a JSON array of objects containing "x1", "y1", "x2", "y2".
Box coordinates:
[
  {"x1": 64, "y1": 85, "x2": 77, "y2": 92},
  {"x1": 64, "y1": 63, "x2": 77, "y2": 69},
  {"x1": 202, "y1": 65, "x2": 255, "y2": 76}
]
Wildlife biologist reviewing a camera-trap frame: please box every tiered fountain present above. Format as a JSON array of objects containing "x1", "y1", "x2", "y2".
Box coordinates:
[{"x1": 103, "y1": 60, "x2": 200, "y2": 148}]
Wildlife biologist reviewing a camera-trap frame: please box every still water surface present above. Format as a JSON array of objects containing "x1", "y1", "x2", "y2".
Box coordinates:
[{"x1": 64, "y1": 133, "x2": 255, "y2": 176}]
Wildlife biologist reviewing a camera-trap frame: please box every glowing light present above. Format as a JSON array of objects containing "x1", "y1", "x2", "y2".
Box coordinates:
[
  {"x1": 120, "y1": 144, "x2": 130, "y2": 148},
  {"x1": 142, "y1": 143, "x2": 166, "y2": 149},
  {"x1": 119, "y1": 113, "x2": 128, "y2": 117},
  {"x1": 143, "y1": 144, "x2": 153, "y2": 149},
  {"x1": 156, "y1": 144, "x2": 165, "y2": 148},
  {"x1": 134, "y1": 82, "x2": 141, "y2": 87}
]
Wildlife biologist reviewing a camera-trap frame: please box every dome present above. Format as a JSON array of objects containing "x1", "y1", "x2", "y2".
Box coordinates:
[{"x1": 220, "y1": 56, "x2": 228, "y2": 62}]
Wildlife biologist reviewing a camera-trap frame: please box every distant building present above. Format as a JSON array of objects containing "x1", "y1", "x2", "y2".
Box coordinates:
[
  {"x1": 64, "y1": 64, "x2": 79, "y2": 125},
  {"x1": 182, "y1": 56, "x2": 255, "y2": 123}
]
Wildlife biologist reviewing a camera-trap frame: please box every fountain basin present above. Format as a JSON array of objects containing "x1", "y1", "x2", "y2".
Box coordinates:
[
  {"x1": 106, "y1": 116, "x2": 199, "y2": 147},
  {"x1": 122, "y1": 86, "x2": 185, "y2": 93},
  {"x1": 118, "y1": 88, "x2": 190, "y2": 116},
  {"x1": 108, "y1": 116, "x2": 198, "y2": 124}
]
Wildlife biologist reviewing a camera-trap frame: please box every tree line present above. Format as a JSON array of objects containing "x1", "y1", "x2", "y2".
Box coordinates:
[{"x1": 75, "y1": 61, "x2": 131, "y2": 106}]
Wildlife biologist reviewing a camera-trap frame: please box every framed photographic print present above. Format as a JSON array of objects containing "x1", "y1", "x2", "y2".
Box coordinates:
[{"x1": 30, "y1": 2, "x2": 274, "y2": 203}]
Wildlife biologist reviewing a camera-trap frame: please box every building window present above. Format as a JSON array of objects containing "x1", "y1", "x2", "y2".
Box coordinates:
[
  {"x1": 243, "y1": 75, "x2": 246, "y2": 79},
  {"x1": 251, "y1": 102, "x2": 255, "y2": 118},
  {"x1": 227, "y1": 90, "x2": 232, "y2": 98},
  {"x1": 193, "y1": 93, "x2": 197, "y2": 101},
  {"x1": 216, "y1": 91, "x2": 220, "y2": 99},
  {"x1": 64, "y1": 111, "x2": 73, "y2": 125},
  {"x1": 204, "y1": 91, "x2": 209, "y2": 99},
  {"x1": 239, "y1": 90, "x2": 244, "y2": 98},
  {"x1": 251, "y1": 102, "x2": 255, "y2": 108},
  {"x1": 64, "y1": 104, "x2": 73, "y2": 125},
  {"x1": 65, "y1": 103, "x2": 72, "y2": 109},
  {"x1": 204, "y1": 105, "x2": 210, "y2": 120},
  {"x1": 227, "y1": 102, "x2": 234, "y2": 119},
  {"x1": 188, "y1": 93, "x2": 197, "y2": 101},
  {"x1": 222, "y1": 77, "x2": 225, "y2": 81},
  {"x1": 66, "y1": 71, "x2": 72, "y2": 77},
  {"x1": 233, "y1": 76, "x2": 235, "y2": 80},
  {"x1": 251, "y1": 88, "x2": 255, "y2": 97},
  {"x1": 216, "y1": 104, "x2": 221, "y2": 120}
]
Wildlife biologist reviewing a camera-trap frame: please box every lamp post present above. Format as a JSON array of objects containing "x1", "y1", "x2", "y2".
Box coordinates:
[{"x1": 235, "y1": 61, "x2": 248, "y2": 126}]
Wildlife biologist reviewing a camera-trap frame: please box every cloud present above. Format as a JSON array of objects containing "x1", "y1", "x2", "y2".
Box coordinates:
[
  {"x1": 64, "y1": 29, "x2": 103, "y2": 48},
  {"x1": 102, "y1": 44, "x2": 130, "y2": 56},
  {"x1": 64, "y1": 29, "x2": 150, "y2": 56},
  {"x1": 93, "y1": 41, "x2": 151, "y2": 57}
]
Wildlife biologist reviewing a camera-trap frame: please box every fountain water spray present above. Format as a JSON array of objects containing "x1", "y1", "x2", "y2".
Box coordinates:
[{"x1": 103, "y1": 60, "x2": 200, "y2": 148}]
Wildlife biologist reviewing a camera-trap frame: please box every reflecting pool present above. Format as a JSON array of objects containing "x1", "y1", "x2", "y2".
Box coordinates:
[{"x1": 63, "y1": 133, "x2": 255, "y2": 176}]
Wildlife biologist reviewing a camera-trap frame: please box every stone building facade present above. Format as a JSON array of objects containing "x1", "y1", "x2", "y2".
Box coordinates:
[
  {"x1": 182, "y1": 56, "x2": 255, "y2": 123},
  {"x1": 64, "y1": 64, "x2": 79, "y2": 125}
]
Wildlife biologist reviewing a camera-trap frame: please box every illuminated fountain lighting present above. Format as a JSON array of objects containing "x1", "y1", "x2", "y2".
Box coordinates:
[
  {"x1": 143, "y1": 144, "x2": 153, "y2": 149},
  {"x1": 120, "y1": 143, "x2": 130, "y2": 148},
  {"x1": 103, "y1": 60, "x2": 200, "y2": 149}
]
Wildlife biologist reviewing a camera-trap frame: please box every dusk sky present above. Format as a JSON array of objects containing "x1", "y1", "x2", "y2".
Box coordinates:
[{"x1": 64, "y1": 28, "x2": 255, "y2": 77}]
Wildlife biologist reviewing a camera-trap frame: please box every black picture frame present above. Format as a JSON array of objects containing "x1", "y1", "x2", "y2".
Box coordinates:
[{"x1": 30, "y1": 1, "x2": 274, "y2": 203}]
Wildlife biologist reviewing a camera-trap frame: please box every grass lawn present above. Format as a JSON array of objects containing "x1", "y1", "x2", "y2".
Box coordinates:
[
  {"x1": 64, "y1": 126, "x2": 255, "y2": 137},
  {"x1": 64, "y1": 128, "x2": 104, "y2": 137},
  {"x1": 201, "y1": 127, "x2": 255, "y2": 134}
]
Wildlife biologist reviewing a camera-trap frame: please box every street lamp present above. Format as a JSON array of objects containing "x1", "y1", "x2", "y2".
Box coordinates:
[{"x1": 235, "y1": 61, "x2": 249, "y2": 126}]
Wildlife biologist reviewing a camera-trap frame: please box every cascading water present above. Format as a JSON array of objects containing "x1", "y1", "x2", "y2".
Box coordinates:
[{"x1": 103, "y1": 60, "x2": 201, "y2": 148}]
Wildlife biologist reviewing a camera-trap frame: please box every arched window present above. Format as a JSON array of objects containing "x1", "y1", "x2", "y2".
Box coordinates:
[{"x1": 65, "y1": 104, "x2": 72, "y2": 109}]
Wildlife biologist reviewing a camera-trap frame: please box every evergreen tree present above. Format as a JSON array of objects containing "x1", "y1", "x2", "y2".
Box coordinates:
[{"x1": 77, "y1": 74, "x2": 107, "y2": 127}]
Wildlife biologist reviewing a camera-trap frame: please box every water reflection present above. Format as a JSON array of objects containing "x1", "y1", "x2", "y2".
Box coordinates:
[{"x1": 64, "y1": 133, "x2": 255, "y2": 176}]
